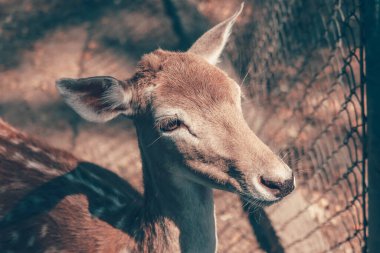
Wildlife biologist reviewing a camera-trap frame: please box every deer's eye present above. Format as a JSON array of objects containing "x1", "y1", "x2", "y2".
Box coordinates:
[{"x1": 158, "y1": 117, "x2": 182, "y2": 132}]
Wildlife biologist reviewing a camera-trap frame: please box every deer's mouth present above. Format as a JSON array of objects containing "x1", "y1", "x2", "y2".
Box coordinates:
[
  {"x1": 235, "y1": 183, "x2": 282, "y2": 207},
  {"x1": 240, "y1": 194, "x2": 281, "y2": 207}
]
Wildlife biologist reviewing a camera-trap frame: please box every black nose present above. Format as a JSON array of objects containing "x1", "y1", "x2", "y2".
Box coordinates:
[{"x1": 260, "y1": 175, "x2": 295, "y2": 197}]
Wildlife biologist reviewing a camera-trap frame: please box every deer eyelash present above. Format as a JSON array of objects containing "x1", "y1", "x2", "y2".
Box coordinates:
[
  {"x1": 155, "y1": 115, "x2": 198, "y2": 137},
  {"x1": 155, "y1": 115, "x2": 182, "y2": 132}
]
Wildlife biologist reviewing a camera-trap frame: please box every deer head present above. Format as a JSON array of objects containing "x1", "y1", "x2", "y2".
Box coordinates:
[{"x1": 57, "y1": 3, "x2": 294, "y2": 207}]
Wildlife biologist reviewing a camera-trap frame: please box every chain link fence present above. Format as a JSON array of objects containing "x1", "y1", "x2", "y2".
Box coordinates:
[{"x1": 232, "y1": 0, "x2": 368, "y2": 252}]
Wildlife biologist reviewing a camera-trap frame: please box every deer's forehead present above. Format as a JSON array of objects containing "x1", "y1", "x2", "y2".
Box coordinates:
[{"x1": 151, "y1": 54, "x2": 241, "y2": 108}]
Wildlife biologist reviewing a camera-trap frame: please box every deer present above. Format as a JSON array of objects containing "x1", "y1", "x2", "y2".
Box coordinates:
[{"x1": 0, "y1": 4, "x2": 295, "y2": 253}]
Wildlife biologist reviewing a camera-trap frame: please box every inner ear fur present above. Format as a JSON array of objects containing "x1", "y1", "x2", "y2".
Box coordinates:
[{"x1": 56, "y1": 76, "x2": 133, "y2": 122}]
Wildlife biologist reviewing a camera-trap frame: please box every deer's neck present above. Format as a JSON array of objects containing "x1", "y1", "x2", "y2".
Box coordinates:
[{"x1": 137, "y1": 134, "x2": 217, "y2": 253}]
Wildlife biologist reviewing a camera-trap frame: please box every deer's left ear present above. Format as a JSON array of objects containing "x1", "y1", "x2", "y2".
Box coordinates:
[
  {"x1": 56, "y1": 76, "x2": 133, "y2": 122},
  {"x1": 188, "y1": 3, "x2": 244, "y2": 65}
]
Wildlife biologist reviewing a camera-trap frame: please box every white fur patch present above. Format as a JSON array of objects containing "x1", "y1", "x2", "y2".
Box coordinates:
[
  {"x1": 10, "y1": 231, "x2": 19, "y2": 243},
  {"x1": 143, "y1": 85, "x2": 156, "y2": 100},
  {"x1": 27, "y1": 144, "x2": 42, "y2": 153},
  {"x1": 110, "y1": 196, "x2": 123, "y2": 207},
  {"x1": 118, "y1": 248, "x2": 131, "y2": 253},
  {"x1": 44, "y1": 247, "x2": 60, "y2": 253},
  {"x1": 40, "y1": 224, "x2": 49, "y2": 238},
  {"x1": 27, "y1": 236, "x2": 36, "y2": 247},
  {"x1": 9, "y1": 138, "x2": 22, "y2": 145},
  {"x1": 65, "y1": 173, "x2": 75, "y2": 181},
  {"x1": 0, "y1": 182, "x2": 27, "y2": 194},
  {"x1": 0, "y1": 145, "x2": 6, "y2": 153},
  {"x1": 89, "y1": 185, "x2": 105, "y2": 196},
  {"x1": 25, "y1": 160, "x2": 59, "y2": 176},
  {"x1": 115, "y1": 216, "x2": 126, "y2": 229},
  {"x1": 214, "y1": 204, "x2": 218, "y2": 253},
  {"x1": 0, "y1": 129, "x2": 9, "y2": 137},
  {"x1": 93, "y1": 207, "x2": 105, "y2": 217},
  {"x1": 11, "y1": 152, "x2": 25, "y2": 161}
]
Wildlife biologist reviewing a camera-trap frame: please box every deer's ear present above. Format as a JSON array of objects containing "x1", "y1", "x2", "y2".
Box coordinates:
[
  {"x1": 56, "y1": 76, "x2": 133, "y2": 122},
  {"x1": 188, "y1": 3, "x2": 243, "y2": 65}
]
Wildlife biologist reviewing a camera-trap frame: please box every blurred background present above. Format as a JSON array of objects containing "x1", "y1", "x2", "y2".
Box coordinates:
[{"x1": 0, "y1": 0, "x2": 370, "y2": 252}]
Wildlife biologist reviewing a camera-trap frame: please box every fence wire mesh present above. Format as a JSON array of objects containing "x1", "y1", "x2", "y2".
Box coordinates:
[{"x1": 232, "y1": 0, "x2": 367, "y2": 252}]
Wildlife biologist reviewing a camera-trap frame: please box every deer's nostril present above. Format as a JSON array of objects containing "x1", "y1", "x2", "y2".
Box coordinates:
[
  {"x1": 260, "y1": 176, "x2": 281, "y2": 190},
  {"x1": 260, "y1": 176, "x2": 294, "y2": 197}
]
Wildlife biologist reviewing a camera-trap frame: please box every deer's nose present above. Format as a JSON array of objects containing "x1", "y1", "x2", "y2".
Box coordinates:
[{"x1": 259, "y1": 175, "x2": 295, "y2": 198}]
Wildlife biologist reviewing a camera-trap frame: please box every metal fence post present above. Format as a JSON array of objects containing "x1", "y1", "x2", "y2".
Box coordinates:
[{"x1": 365, "y1": 0, "x2": 380, "y2": 252}]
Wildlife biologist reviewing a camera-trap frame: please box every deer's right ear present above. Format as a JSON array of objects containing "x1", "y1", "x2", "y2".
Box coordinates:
[
  {"x1": 56, "y1": 76, "x2": 133, "y2": 122},
  {"x1": 188, "y1": 3, "x2": 244, "y2": 65}
]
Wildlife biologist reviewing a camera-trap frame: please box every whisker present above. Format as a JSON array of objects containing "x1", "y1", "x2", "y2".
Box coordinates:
[
  {"x1": 240, "y1": 70, "x2": 250, "y2": 86},
  {"x1": 147, "y1": 135, "x2": 163, "y2": 147}
]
